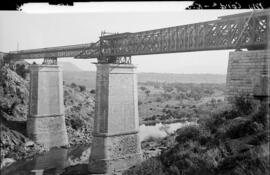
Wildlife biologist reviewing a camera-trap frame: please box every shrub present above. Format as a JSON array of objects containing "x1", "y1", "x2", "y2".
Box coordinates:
[
  {"x1": 164, "y1": 87, "x2": 174, "y2": 93},
  {"x1": 220, "y1": 110, "x2": 240, "y2": 120},
  {"x1": 251, "y1": 103, "x2": 269, "y2": 127},
  {"x1": 202, "y1": 113, "x2": 226, "y2": 134},
  {"x1": 90, "y1": 89, "x2": 95, "y2": 94},
  {"x1": 161, "y1": 150, "x2": 216, "y2": 175},
  {"x1": 15, "y1": 64, "x2": 28, "y2": 79},
  {"x1": 156, "y1": 97, "x2": 163, "y2": 102},
  {"x1": 232, "y1": 94, "x2": 256, "y2": 115},
  {"x1": 162, "y1": 93, "x2": 172, "y2": 100},
  {"x1": 123, "y1": 157, "x2": 164, "y2": 175},
  {"x1": 210, "y1": 98, "x2": 217, "y2": 105},
  {"x1": 175, "y1": 125, "x2": 201, "y2": 144},
  {"x1": 67, "y1": 116, "x2": 86, "y2": 130},
  {"x1": 225, "y1": 118, "x2": 264, "y2": 139},
  {"x1": 70, "y1": 82, "x2": 77, "y2": 88},
  {"x1": 216, "y1": 152, "x2": 270, "y2": 175},
  {"x1": 78, "y1": 85, "x2": 86, "y2": 92},
  {"x1": 140, "y1": 86, "x2": 147, "y2": 91}
]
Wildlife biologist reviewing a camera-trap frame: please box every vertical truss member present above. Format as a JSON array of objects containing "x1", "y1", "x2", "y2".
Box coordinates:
[{"x1": 43, "y1": 57, "x2": 58, "y2": 65}]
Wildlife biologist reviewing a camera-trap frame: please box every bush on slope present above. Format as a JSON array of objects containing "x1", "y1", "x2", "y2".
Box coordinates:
[{"x1": 124, "y1": 95, "x2": 269, "y2": 175}]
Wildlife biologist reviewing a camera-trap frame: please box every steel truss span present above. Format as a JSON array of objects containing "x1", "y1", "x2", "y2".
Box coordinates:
[
  {"x1": 7, "y1": 42, "x2": 100, "y2": 60},
  {"x1": 5, "y1": 10, "x2": 270, "y2": 62}
]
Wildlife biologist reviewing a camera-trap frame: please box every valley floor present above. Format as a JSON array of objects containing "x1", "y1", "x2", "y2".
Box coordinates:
[{"x1": 1, "y1": 66, "x2": 269, "y2": 175}]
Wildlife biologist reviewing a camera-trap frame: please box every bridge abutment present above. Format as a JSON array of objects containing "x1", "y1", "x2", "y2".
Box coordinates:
[
  {"x1": 27, "y1": 64, "x2": 69, "y2": 148},
  {"x1": 226, "y1": 50, "x2": 269, "y2": 102},
  {"x1": 89, "y1": 64, "x2": 142, "y2": 174}
]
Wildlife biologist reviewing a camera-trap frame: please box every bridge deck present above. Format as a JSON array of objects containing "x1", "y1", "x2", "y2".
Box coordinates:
[{"x1": 5, "y1": 10, "x2": 270, "y2": 61}]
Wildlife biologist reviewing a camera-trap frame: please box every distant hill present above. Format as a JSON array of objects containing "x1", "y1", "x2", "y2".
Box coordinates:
[
  {"x1": 63, "y1": 71, "x2": 96, "y2": 89},
  {"x1": 63, "y1": 71, "x2": 226, "y2": 90},
  {"x1": 58, "y1": 62, "x2": 82, "y2": 72},
  {"x1": 138, "y1": 73, "x2": 226, "y2": 84}
]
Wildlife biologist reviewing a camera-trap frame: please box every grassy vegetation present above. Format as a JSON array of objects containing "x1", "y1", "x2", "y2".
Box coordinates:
[
  {"x1": 138, "y1": 81, "x2": 226, "y2": 124},
  {"x1": 124, "y1": 95, "x2": 270, "y2": 175},
  {"x1": 62, "y1": 72, "x2": 227, "y2": 125},
  {"x1": 2, "y1": 65, "x2": 268, "y2": 174}
]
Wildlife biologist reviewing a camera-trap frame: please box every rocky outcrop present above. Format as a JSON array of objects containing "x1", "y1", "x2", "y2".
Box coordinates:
[
  {"x1": 0, "y1": 65, "x2": 29, "y2": 121},
  {"x1": 64, "y1": 83, "x2": 95, "y2": 145},
  {"x1": 124, "y1": 98, "x2": 269, "y2": 175},
  {"x1": 0, "y1": 65, "x2": 47, "y2": 167},
  {"x1": 0, "y1": 66, "x2": 95, "y2": 169}
]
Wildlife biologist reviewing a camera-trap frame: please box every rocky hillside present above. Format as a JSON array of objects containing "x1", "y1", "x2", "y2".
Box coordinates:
[
  {"x1": 124, "y1": 97, "x2": 270, "y2": 175},
  {"x1": 0, "y1": 66, "x2": 95, "y2": 168},
  {"x1": 0, "y1": 66, "x2": 29, "y2": 121},
  {"x1": 0, "y1": 66, "x2": 35, "y2": 163},
  {"x1": 63, "y1": 82, "x2": 95, "y2": 145}
]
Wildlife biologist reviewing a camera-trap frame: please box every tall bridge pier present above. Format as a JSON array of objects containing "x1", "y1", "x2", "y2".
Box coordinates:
[
  {"x1": 3, "y1": 9, "x2": 268, "y2": 174},
  {"x1": 27, "y1": 60, "x2": 69, "y2": 148},
  {"x1": 89, "y1": 63, "x2": 142, "y2": 174},
  {"x1": 226, "y1": 50, "x2": 270, "y2": 102}
]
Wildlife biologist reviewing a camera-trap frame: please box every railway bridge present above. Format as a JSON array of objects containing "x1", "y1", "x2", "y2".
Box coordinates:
[{"x1": 2, "y1": 10, "x2": 270, "y2": 174}]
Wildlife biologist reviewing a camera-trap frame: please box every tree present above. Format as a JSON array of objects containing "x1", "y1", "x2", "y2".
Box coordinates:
[
  {"x1": 140, "y1": 86, "x2": 147, "y2": 91},
  {"x1": 145, "y1": 90, "x2": 151, "y2": 96},
  {"x1": 15, "y1": 64, "x2": 28, "y2": 79},
  {"x1": 70, "y1": 82, "x2": 77, "y2": 88},
  {"x1": 78, "y1": 85, "x2": 86, "y2": 92}
]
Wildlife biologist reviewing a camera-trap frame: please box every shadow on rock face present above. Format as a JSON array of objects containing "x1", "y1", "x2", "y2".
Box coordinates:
[{"x1": 60, "y1": 164, "x2": 89, "y2": 175}]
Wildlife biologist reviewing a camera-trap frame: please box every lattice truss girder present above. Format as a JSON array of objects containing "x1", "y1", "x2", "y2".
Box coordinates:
[
  {"x1": 99, "y1": 13, "x2": 268, "y2": 57},
  {"x1": 7, "y1": 43, "x2": 100, "y2": 60},
  {"x1": 5, "y1": 10, "x2": 269, "y2": 61}
]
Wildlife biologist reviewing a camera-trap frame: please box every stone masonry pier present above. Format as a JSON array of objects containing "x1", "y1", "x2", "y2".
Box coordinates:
[
  {"x1": 226, "y1": 50, "x2": 270, "y2": 102},
  {"x1": 89, "y1": 64, "x2": 142, "y2": 174},
  {"x1": 27, "y1": 64, "x2": 69, "y2": 148},
  {"x1": 3, "y1": 10, "x2": 268, "y2": 174}
]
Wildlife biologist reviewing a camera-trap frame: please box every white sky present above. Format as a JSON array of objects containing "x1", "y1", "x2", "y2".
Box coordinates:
[{"x1": 0, "y1": 3, "x2": 252, "y2": 74}]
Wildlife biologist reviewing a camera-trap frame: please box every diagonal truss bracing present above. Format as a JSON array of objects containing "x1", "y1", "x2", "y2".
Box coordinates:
[
  {"x1": 7, "y1": 43, "x2": 100, "y2": 60},
  {"x1": 98, "y1": 10, "x2": 269, "y2": 58},
  {"x1": 5, "y1": 10, "x2": 270, "y2": 61}
]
